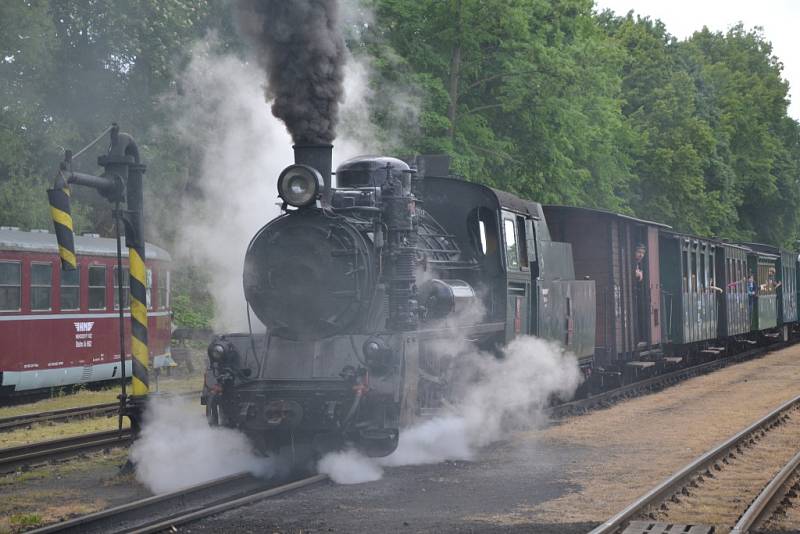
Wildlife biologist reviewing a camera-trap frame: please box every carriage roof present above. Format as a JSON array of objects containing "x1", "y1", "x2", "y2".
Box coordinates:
[{"x1": 0, "y1": 227, "x2": 172, "y2": 262}]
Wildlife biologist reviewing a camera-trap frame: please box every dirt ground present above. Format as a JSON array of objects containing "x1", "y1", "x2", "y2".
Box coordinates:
[
  {"x1": 191, "y1": 344, "x2": 800, "y2": 533},
  {"x1": 525, "y1": 344, "x2": 800, "y2": 524},
  {"x1": 0, "y1": 448, "x2": 148, "y2": 533}
]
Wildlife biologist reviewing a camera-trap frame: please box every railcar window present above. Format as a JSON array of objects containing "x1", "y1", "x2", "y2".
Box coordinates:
[
  {"x1": 700, "y1": 253, "x2": 706, "y2": 290},
  {"x1": 503, "y1": 219, "x2": 519, "y2": 270},
  {"x1": 31, "y1": 263, "x2": 52, "y2": 311},
  {"x1": 682, "y1": 251, "x2": 688, "y2": 293},
  {"x1": 0, "y1": 261, "x2": 21, "y2": 311},
  {"x1": 158, "y1": 270, "x2": 169, "y2": 310},
  {"x1": 60, "y1": 268, "x2": 80, "y2": 310},
  {"x1": 88, "y1": 265, "x2": 106, "y2": 310},
  {"x1": 468, "y1": 207, "x2": 498, "y2": 258},
  {"x1": 114, "y1": 266, "x2": 130, "y2": 310},
  {"x1": 516, "y1": 216, "x2": 529, "y2": 269}
]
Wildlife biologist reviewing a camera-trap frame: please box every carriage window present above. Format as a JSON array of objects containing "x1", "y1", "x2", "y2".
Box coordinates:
[
  {"x1": 114, "y1": 266, "x2": 130, "y2": 310},
  {"x1": 516, "y1": 216, "x2": 529, "y2": 269},
  {"x1": 0, "y1": 261, "x2": 21, "y2": 311},
  {"x1": 699, "y1": 253, "x2": 706, "y2": 290},
  {"x1": 60, "y1": 268, "x2": 80, "y2": 311},
  {"x1": 682, "y1": 251, "x2": 688, "y2": 292},
  {"x1": 31, "y1": 263, "x2": 52, "y2": 311},
  {"x1": 503, "y1": 218, "x2": 519, "y2": 270},
  {"x1": 88, "y1": 265, "x2": 106, "y2": 310},
  {"x1": 158, "y1": 270, "x2": 169, "y2": 310},
  {"x1": 478, "y1": 220, "x2": 487, "y2": 254}
]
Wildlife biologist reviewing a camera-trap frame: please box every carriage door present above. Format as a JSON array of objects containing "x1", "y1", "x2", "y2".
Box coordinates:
[
  {"x1": 502, "y1": 212, "x2": 531, "y2": 342},
  {"x1": 647, "y1": 227, "x2": 661, "y2": 344}
]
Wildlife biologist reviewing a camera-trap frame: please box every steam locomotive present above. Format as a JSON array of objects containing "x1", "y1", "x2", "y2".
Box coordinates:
[{"x1": 201, "y1": 144, "x2": 798, "y2": 461}]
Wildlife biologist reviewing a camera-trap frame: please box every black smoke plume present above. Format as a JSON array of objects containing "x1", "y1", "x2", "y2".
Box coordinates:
[{"x1": 236, "y1": 0, "x2": 346, "y2": 144}]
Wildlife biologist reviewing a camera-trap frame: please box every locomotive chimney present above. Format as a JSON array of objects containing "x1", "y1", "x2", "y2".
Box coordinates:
[{"x1": 293, "y1": 144, "x2": 333, "y2": 205}]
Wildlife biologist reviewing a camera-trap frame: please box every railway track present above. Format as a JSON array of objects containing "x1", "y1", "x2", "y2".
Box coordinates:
[
  {"x1": 0, "y1": 390, "x2": 201, "y2": 433},
  {"x1": 589, "y1": 393, "x2": 800, "y2": 534},
  {"x1": 730, "y1": 447, "x2": 800, "y2": 533},
  {"x1": 28, "y1": 472, "x2": 328, "y2": 534},
  {"x1": 0, "y1": 429, "x2": 133, "y2": 474}
]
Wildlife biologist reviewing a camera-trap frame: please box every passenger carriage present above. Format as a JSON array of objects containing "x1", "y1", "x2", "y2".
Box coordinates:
[
  {"x1": 740, "y1": 243, "x2": 798, "y2": 338},
  {"x1": 0, "y1": 227, "x2": 172, "y2": 395},
  {"x1": 543, "y1": 206, "x2": 669, "y2": 374}
]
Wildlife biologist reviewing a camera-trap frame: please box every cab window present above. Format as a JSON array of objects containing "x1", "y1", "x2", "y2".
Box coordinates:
[{"x1": 503, "y1": 218, "x2": 519, "y2": 270}]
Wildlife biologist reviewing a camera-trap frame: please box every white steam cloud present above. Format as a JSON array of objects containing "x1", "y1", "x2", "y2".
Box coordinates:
[
  {"x1": 166, "y1": 38, "x2": 378, "y2": 331},
  {"x1": 130, "y1": 397, "x2": 272, "y2": 494},
  {"x1": 318, "y1": 336, "x2": 582, "y2": 484}
]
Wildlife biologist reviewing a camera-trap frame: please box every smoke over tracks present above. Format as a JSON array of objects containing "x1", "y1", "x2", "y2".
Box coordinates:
[{"x1": 236, "y1": 0, "x2": 346, "y2": 144}]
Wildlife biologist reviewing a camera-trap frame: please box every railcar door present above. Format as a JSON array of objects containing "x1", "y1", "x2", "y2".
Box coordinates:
[
  {"x1": 646, "y1": 227, "x2": 661, "y2": 345},
  {"x1": 501, "y1": 211, "x2": 531, "y2": 342}
]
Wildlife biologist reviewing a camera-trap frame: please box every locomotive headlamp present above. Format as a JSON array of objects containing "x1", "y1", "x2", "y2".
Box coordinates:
[
  {"x1": 208, "y1": 342, "x2": 226, "y2": 363},
  {"x1": 278, "y1": 164, "x2": 324, "y2": 208}
]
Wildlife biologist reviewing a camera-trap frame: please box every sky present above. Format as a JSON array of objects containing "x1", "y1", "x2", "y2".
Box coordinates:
[{"x1": 594, "y1": 0, "x2": 800, "y2": 120}]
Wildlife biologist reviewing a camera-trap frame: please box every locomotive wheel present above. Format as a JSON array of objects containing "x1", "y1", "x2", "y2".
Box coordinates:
[{"x1": 206, "y1": 399, "x2": 219, "y2": 426}]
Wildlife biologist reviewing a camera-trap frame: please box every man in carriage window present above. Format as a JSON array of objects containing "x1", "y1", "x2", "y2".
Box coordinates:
[
  {"x1": 634, "y1": 244, "x2": 646, "y2": 283},
  {"x1": 633, "y1": 243, "x2": 647, "y2": 342}
]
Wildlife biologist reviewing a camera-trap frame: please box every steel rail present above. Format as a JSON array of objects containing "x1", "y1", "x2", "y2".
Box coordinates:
[
  {"x1": 730, "y1": 448, "x2": 800, "y2": 534},
  {"x1": 0, "y1": 402, "x2": 119, "y2": 432},
  {"x1": 0, "y1": 390, "x2": 201, "y2": 433},
  {"x1": 588, "y1": 393, "x2": 800, "y2": 534},
  {"x1": 28, "y1": 473, "x2": 328, "y2": 534},
  {"x1": 0, "y1": 429, "x2": 133, "y2": 474},
  {"x1": 128, "y1": 474, "x2": 328, "y2": 534}
]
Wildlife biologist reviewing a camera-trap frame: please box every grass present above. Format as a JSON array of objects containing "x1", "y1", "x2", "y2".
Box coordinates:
[
  {"x1": 0, "y1": 370, "x2": 204, "y2": 419},
  {"x1": 0, "y1": 448, "x2": 129, "y2": 488},
  {"x1": 0, "y1": 450, "x2": 128, "y2": 532},
  {"x1": 0, "y1": 412, "x2": 130, "y2": 449}
]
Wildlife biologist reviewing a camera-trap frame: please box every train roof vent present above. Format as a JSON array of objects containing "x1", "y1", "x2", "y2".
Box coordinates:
[
  {"x1": 82, "y1": 232, "x2": 101, "y2": 238},
  {"x1": 30, "y1": 228, "x2": 49, "y2": 233}
]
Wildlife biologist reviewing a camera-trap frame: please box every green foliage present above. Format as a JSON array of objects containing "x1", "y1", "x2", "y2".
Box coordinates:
[{"x1": 170, "y1": 267, "x2": 214, "y2": 329}]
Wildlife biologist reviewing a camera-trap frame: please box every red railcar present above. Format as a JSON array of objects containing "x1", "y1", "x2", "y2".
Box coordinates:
[{"x1": 0, "y1": 227, "x2": 173, "y2": 395}]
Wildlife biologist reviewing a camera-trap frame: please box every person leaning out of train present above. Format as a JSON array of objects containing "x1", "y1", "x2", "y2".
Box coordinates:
[
  {"x1": 762, "y1": 267, "x2": 781, "y2": 293},
  {"x1": 634, "y1": 244, "x2": 646, "y2": 282},
  {"x1": 747, "y1": 273, "x2": 757, "y2": 297}
]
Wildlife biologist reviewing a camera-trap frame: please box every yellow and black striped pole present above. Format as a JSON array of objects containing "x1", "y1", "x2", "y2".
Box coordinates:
[
  {"x1": 124, "y1": 160, "x2": 149, "y2": 399},
  {"x1": 128, "y1": 244, "x2": 149, "y2": 396},
  {"x1": 47, "y1": 175, "x2": 77, "y2": 271}
]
